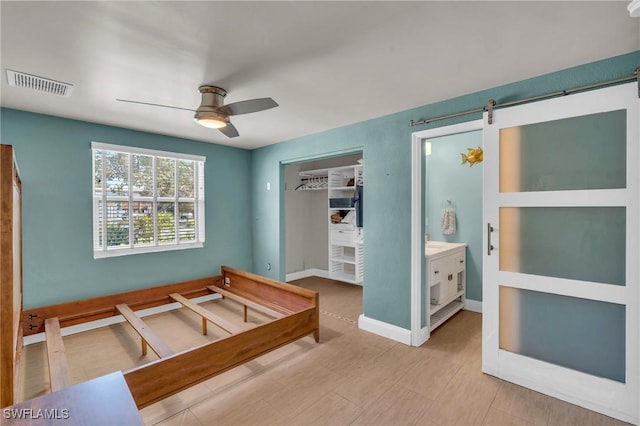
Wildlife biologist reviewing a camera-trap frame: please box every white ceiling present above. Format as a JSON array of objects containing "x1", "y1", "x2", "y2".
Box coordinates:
[{"x1": 1, "y1": 1, "x2": 638, "y2": 149}]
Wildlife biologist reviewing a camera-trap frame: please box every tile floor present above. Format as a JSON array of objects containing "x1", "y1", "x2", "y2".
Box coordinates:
[{"x1": 20, "y1": 276, "x2": 629, "y2": 425}]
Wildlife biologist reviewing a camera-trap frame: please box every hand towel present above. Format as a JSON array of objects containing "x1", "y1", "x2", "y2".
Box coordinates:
[{"x1": 440, "y1": 208, "x2": 457, "y2": 235}]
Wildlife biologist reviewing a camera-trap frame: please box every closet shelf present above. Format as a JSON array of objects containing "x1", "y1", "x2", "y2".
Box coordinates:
[
  {"x1": 330, "y1": 271, "x2": 358, "y2": 284},
  {"x1": 331, "y1": 255, "x2": 356, "y2": 264},
  {"x1": 297, "y1": 187, "x2": 327, "y2": 191},
  {"x1": 298, "y1": 168, "x2": 330, "y2": 177}
]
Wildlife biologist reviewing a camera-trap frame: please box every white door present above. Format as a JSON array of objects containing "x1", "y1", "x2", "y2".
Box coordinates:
[{"x1": 482, "y1": 83, "x2": 639, "y2": 423}]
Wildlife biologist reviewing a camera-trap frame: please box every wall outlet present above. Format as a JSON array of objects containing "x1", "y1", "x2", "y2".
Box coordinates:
[
  {"x1": 267, "y1": 263, "x2": 271, "y2": 271},
  {"x1": 224, "y1": 277, "x2": 231, "y2": 287}
]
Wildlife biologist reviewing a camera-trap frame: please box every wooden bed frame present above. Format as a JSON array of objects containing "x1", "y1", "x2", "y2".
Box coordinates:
[
  {"x1": 20, "y1": 266, "x2": 319, "y2": 408},
  {"x1": 0, "y1": 145, "x2": 320, "y2": 411}
]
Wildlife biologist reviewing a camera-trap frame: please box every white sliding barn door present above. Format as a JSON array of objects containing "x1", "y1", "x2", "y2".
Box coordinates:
[{"x1": 482, "y1": 83, "x2": 639, "y2": 423}]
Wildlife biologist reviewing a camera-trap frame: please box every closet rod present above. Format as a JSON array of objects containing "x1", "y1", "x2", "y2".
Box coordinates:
[{"x1": 409, "y1": 67, "x2": 639, "y2": 127}]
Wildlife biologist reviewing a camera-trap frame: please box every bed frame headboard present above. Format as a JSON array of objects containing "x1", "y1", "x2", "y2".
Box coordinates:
[{"x1": 1, "y1": 145, "x2": 23, "y2": 408}]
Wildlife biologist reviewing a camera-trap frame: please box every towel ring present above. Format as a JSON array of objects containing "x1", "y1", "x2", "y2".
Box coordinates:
[{"x1": 441, "y1": 199, "x2": 456, "y2": 209}]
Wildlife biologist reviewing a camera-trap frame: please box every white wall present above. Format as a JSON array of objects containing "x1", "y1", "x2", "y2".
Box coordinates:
[{"x1": 284, "y1": 164, "x2": 327, "y2": 273}]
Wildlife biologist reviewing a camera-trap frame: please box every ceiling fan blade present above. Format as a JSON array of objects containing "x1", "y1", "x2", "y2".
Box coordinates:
[
  {"x1": 218, "y1": 98, "x2": 278, "y2": 116},
  {"x1": 116, "y1": 98, "x2": 195, "y2": 112},
  {"x1": 219, "y1": 122, "x2": 239, "y2": 138}
]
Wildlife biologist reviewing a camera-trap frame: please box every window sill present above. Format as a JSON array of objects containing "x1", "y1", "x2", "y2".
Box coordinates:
[{"x1": 93, "y1": 242, "x2": 204, "y2": 259}]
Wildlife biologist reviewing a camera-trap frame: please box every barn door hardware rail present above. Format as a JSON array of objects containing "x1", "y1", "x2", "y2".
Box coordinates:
[{"x1": 410, "y1": 67, "x2": 639, "y2": 127}]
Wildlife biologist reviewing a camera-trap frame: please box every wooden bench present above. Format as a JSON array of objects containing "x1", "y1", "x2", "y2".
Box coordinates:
[
  {"x1": 115, "y1": 304, "x2": 174, "y2": 358},
  {"x1": 169, "y1": 293, "x2": 242, "y2": 335},
  {"x1": 44, "y1": 317, "x2": 72, "y2": 392},
  {"x1": 207, "y1": 285, "x2": 291, "y2": 322}
]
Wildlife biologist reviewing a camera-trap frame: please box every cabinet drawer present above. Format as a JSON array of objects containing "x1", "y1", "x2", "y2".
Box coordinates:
[
  {"x1": 331, "y1": 229, "x2": 355, "y2": 244},
  {"x1": 430, "y1": 258, "x2": 446, "y2": 286},
  {"x1": 454, "y1": 252, "x2": 466, "y2": 273}
]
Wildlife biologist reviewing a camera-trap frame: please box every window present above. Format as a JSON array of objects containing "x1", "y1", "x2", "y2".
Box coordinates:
[{"x1": 92, "y1": 142, "x2": 205, "y2": 258}]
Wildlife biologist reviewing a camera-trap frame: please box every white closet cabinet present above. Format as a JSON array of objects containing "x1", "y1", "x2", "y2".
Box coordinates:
[
  {"x1": 328, "y1": 165, "x2": 363, "y2": 284},
  {"x1": 426, "y1": 242, "x2": 466, "y2": 330}
]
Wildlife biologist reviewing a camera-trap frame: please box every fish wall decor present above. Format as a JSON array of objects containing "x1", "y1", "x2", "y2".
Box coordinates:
[{"x1": 461, "y1": 147, "x2": 483, "y2": 167}]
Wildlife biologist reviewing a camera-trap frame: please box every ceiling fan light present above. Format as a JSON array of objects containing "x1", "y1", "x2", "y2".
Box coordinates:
[
  {"x1": 194, "y1": 111, "x2": 227, "y2": 129},
  {"x1": 196, "y1": 117, "x2": 227, "y2": 129}
]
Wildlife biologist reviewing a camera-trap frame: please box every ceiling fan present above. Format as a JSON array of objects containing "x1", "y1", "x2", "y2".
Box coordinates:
[{"x1": 116, "y1": 85, "x2": 278, "y2": 138}]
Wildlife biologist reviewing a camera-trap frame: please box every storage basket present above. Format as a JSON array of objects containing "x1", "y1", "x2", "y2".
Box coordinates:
[{"x1": 329, "y1": 198, "x2": 354, "y2": 208}]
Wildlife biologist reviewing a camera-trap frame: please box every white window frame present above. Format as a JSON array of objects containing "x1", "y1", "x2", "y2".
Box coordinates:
[{"x1": 92, "y1": 142, "x2": 205, "y2": 259}]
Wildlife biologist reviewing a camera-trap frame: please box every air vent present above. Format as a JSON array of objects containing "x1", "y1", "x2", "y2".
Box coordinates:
[{"x1": 6, "y1": 69, "x2": 73, "y2": 97}]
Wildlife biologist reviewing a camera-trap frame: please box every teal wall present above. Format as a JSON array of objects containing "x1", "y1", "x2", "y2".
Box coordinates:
[
  {"x1": 2, "y1": 51, "x2": 638, "y2": 324},
  {"x1": 251, "y1": 51, "x2": 640, "y2": 330},
  {"x1": 0, "y1": 109, "x2": 253, "y2": 309},
  {"x1": 426, "y1": 131, "x2": 483, "y2": 301}
]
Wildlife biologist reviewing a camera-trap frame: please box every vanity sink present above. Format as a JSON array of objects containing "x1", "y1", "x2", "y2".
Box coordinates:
[
  {"x1": 426, "y1": 241, "x2": 466, "y2": 256},
  {"x1": 426, "y1": 246, "x2": 444, "y2": 256},
  {"x1": 426, "y1": 242, "x2": 447, "y2": 249}
]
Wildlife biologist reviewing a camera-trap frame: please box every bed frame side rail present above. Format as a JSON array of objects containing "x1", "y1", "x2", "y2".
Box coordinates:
[{"x1": 124, "y1": 307, "x2": 317, "y2": 408}]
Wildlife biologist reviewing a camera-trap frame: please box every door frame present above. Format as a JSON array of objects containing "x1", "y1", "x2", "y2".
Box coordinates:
[{"x1": 410, "y1": 119, "x2": 483, "y2": 346}]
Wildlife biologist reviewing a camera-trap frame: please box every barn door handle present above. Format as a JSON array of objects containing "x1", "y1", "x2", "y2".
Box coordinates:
[{"x1": 487, "y1": 223, "x2": 495, "y2": 255}]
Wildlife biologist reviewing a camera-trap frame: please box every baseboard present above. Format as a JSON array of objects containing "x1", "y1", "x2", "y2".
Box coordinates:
[
  {"x1": 464, "y1": 299, "x2": 482, "y2": 313},
  {"x1": 358, "y1": 314, "x2": 412, "y2": 345},
  {"x1": 23, "y1": 293, "x2": 222, "y2": 345},
  {"x1": 286, "y1": 268, "x2": 329, "y2": 282}
]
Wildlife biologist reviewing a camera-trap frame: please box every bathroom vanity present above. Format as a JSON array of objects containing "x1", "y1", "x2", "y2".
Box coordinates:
[{"x1": 426, "y1": 241, "x2": 467, "y2": 330}]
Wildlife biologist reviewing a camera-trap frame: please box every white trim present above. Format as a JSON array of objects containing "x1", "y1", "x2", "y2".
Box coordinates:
[
  {"x1": 93, "y1": 241, "x2": 204, "y2": 259},
  {"x1": 92, "y1": 142, "x2": 205, "y2": 259},
  {"x1": 358, "y1": 314, "x2": 412, "y2": 345},
  {"x1": 495, "y1": 272, "x2": 626, "y2": 305},
  {"x1": 498, "y1": 349, "x2": 637, "y2": 424},
  {"x1": 91, "y1": 141, "x2": 206, "y2": 163},
  {"x1": 464, "y1": 299, "x2": 482, "y2": 313},
  {"x1": 413, "y1": 326, "x2": 430, "y2": 347},
  {"x1": 410, "y1": 120, "x2": 483, "y2": 346},
  {"x1": 23, "y1": 293, "x2": 221, "y2": 345},
  {"x1": 410, "y1": 131, "x2": 424, "y2": 346},
  {"x1": 285, "y1": 268, "x2": 329, "y2": 282}
]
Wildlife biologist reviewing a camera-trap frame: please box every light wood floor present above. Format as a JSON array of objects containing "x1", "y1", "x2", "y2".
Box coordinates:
[{"x1": 21, "y1": 277, "x2": 628, "y2": 426}]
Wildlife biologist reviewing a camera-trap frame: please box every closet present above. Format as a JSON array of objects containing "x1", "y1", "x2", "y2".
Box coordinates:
[{"x1": 284, "y1": 154, "x2": 363, "y2": 285}]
